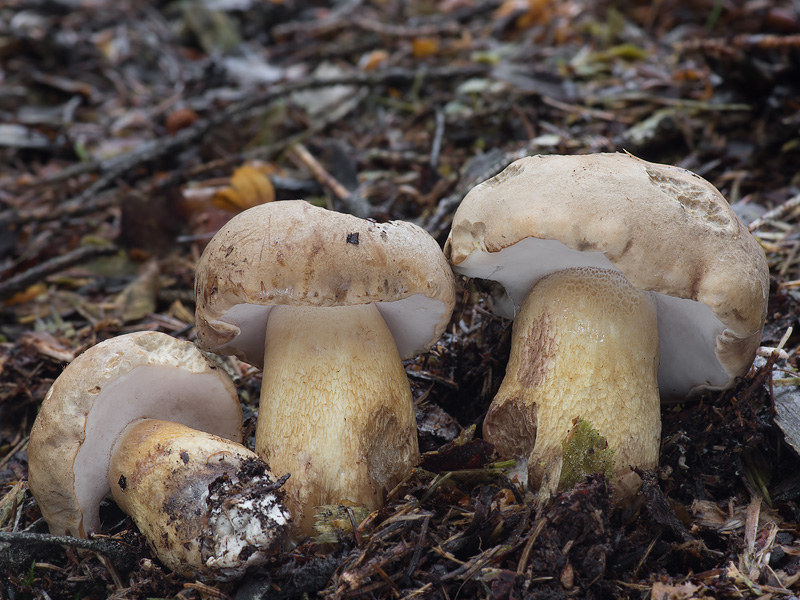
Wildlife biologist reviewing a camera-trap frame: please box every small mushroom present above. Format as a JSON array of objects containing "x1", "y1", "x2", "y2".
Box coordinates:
[
  {"x1": 28, "y1": 331, "x2": 291, "y2": 580},
  {"x1": 195, "y1": 200, "x2": 455, "y2": 535},
  {"x1": 444, "y1": 153, "x2": 769, "y2": 499}
]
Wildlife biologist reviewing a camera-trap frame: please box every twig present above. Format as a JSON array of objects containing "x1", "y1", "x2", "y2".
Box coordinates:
[
  {"x1": 680, "y1": 33, "x2": 800, "y2": 54},
  {"x1": 0, "y1": 188, "x2": 121, "y2": 228},
  {"x1": 440, "y1": 543, "x2": 509, "y2": 580},
  {"x1": 516, "y1": 517, "x2": 547, "y2": 577},
  {"x1": 0, "y1": 436, "x2": 29, "y2": 472},
  {"x1": 748, "y1": 194, "x2": 800, "y2": 231},
  {"x1": 0, "y1": 244, "x2": 120, "y2": 300},
  {"x1": 0, "y1": 531, "x2": 136, "y2": 567},
  {"x1": 351, "y1": 15, "x2": 461, "y2": 38},
  {"x1": 182, "y1": 582, "x2": 231, "y2": 599},
  {"x1": 288, "y1": 143, "x2": 351, "y2": 201},
  {"x1": 405, "y1": 514, "x2": 430, "y2": 578},
  {"x1": 541, "y1": 95, "x2": 632, "y2": 124},
  {"x1": 2, "y1": 65, "x2": 489, "y2": 227},
  {"x1": 429, "y1": 109, "x2": 445, "y2": 171}
]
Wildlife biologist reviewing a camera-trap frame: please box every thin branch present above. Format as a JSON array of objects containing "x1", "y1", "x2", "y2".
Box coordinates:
[
  {"x1": 749, "y1": 194, "x2": 800, "y2": 231},
  {"x1": 0, "y1": 244, "x2": 120, "y2": 300},
  {"x1": 0, "y1": 531, "x2": 136, "y2": 570}
]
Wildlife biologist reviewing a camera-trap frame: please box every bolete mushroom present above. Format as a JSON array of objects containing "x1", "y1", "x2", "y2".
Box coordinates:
[
  {"x1": 28, "y1": 331, "x2": 291, "y2": 580},
  {"x1": 444, "y1": 153, "x2": 769, "y2": 499},
  {"x1": 194, "y1": 200, "x2": 455, "y2": 535}
]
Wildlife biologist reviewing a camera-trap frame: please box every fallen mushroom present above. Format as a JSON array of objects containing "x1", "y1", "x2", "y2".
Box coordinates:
[
  {"x1": 444, "y1": 152, "x2": 769, "y2": 499},
  {"x1": 28, "y1": 331, "x2": 291, "y2": 580},
  {"x1": 194, "y1": 200, "x2": 455, "y2": 535}
]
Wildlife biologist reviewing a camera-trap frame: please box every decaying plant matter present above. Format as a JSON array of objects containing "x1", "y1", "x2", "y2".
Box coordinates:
[{"x1": 2, "y1": 0, "x2": 800, "y2": 598}]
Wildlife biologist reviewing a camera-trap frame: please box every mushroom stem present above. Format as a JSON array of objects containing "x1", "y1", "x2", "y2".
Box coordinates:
[
  {"x1": 256, "y1": 303, "x2": 420, "y2": 536},
  {"x1": 109, "y1": 419, "x2": 291, "y2": 580},
  {"x1": 483, "y1": 267, "x2": 661, "y2": 500}
]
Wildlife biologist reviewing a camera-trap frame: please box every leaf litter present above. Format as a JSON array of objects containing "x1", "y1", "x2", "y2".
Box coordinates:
[{"x1": 2, "y1": 0, "x2": 800, "y2": 598}]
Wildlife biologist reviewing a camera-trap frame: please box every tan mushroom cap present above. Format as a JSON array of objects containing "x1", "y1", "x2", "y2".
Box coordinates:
[
  {"x1": 195, "y1": 200, "x2": 456, "y2": 367},
  {"x1": 444, "y1": 153, "x2": 769, "y2": 400},
  {"x1": 28, "y1": 331, "x2": 242, "y2": 538}
]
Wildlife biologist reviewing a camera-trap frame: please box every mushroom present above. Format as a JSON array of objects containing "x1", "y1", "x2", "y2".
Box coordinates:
[
  {"x1": 444, "y1": 152, "x2": 769, "y2": 499},
  {"x1": 28, "y1": 331, "x2": 291, "y2": 580},
  {"x1": 194, "y1": 200, "x2": 455, "y2": 535}
]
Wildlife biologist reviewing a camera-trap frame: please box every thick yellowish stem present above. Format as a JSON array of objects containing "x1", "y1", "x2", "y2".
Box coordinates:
[
  {"x1": 257, "y1": 303, "x2": 420, "y2": 536},
  {"x1": 483, "y1": 267, "x2": 661, "y2": 500},
  {"x1": 109, "y1": 419, "x2": 290, "y2": 580}
]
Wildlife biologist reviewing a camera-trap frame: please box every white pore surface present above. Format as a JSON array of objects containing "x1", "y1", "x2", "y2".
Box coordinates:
[
  {"x1": 73, "y1": 366, "x2": 241, "y2": 534},
  {"x1": 221, "y1": 293, "x2": 449, "y2": 363},
  {"x1": 454, "y1": 238, "x2": 729, "y2": 399},
  {"x1": 377, "y1": 294, "x2": 451, "y2": 358},
  {"x1": 220, "y1": 303, "x2": 271, "y2": 365}
]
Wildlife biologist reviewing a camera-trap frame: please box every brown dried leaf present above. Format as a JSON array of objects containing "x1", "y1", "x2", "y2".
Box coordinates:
[
  {"x1": 412, "y1": 37, "x2": 439, "y2": 59},
  {"x1": 359, "y1": 49, "x2": 389, "y2": 71},
  {"x1": 650, "y1": 580, "x2": 701, "y2": 599},
  {"x1": 165, "y1": 108, "x2": 198, "y2": 135},
  {"x1": 3, "y1": 282, "x2": 47, "y2": 307},
  {"x1": 19, "y1": 331, "x2": 76, "y2": 363},
  {"x1": 495, "y1": 0, "x2": 553, "y2": 29},
  {"x1": 115, "y1": 260, "x2": 160, "y2": 323}
]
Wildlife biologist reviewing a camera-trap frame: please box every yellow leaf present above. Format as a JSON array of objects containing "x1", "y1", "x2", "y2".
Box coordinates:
[
  {"x1": 213, "y1": 164, "x2": 275, "y2": 213},
  {"x1": 360, "y1": 49, "x2": 389, "y2": 71},
  {"x1": 412, "y1": 37, "x2": 439, "y2": 59},
  {"x1": 4, "y1": 282, "x2": 47, "y2": 306},
  {"x1": 115, "y1": 260, "x2": 160, "y2": 323}
]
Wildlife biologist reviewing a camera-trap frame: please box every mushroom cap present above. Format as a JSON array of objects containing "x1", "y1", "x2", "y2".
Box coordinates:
[
  {"x1": 28, "y1": 331, "x2": 242, "y2": 538},
  {"x1": 194, "y1": 200, "x2": 456, "y2": 365},
  {"x1": 444, "y1": 153, "x2": 769, "y2": 400}
]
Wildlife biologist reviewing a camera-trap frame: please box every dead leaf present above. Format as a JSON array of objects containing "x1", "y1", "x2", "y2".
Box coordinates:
[
  {"x1": 19, "y1": 331, "x2": 76, "y2": 363},
  {"x1": 115, "y1": 260, "x2": 160, "y2": 323},
  {"x1": 168, "y1": 299, "x2": 195, "y2": 325},
  {"x1": 0, "y1": 481, "x2": 28, "y2": 529},
  {"x1": 165, "y1": 108, "x2": 198, "y2": 135},
  {"x1": 412, "y1": 37, "x2": 439, "y2": 59},
  {"x1": 691, "y1": 499, "x2": 782, "y2": 534},
  {"x1": 650, "y1": 580, "x2": 701, "y2": 600},
  {"x1": 212, "y1": 164, "x2": 276, "y2": 213},
  {"x1": 4, "y1": 282, "x2": 47, "y2": 306},
  {"x1": 359, "y1": 49, "x2": 389, "y2": 71},
  {"x1": 495, "y1": 0, "x2": 553, "y2": 29}
]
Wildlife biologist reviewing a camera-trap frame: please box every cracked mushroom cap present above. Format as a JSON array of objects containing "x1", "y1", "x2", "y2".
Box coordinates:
[
  {"x1": 194, "y1": 200, "x2": 456, "y2": 367},
  {"x1": 28, "y1": 331, "x2": 242, "y2": 538},
  {"x1": 444, "y1": 153, "x2": 769, "y2": 400}
]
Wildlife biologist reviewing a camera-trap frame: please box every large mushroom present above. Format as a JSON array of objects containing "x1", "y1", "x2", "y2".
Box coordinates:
[
  {"x1": 444, "y1": 153, "x2": 769, "y2": 499},
  {"x1": 28, "y1": 331, "x2": 290, "y2": 580},
  {"x1": 195, "y1": 200, "x2": 455, "y2": 535}
]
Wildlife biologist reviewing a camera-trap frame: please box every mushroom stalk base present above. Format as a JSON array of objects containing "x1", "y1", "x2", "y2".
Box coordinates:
[
  {"x1": 257, "y1": 303, "x2": 420, "y2": 537},
  {"x1": 109, "y1": 419, "x2": 290, "y2": 581},
  {"x1": 483, "y1": 267, "x2": 661, "y2": 501}
]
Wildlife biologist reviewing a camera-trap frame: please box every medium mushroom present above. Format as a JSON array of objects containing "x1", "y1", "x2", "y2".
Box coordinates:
[
  {"x1": 28, "y1": 331, "x2": 291, "y2": 580},
  {"x1": 444, "y1": 153, "x2": 769, "y2": 499},
  {"x1": 194, "y1": 200, "x2": 455, "y2": 535}
]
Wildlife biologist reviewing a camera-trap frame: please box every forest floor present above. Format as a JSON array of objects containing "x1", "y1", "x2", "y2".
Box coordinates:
[{"x1": 2, "y1": 0, "x2": 800, "y2": 598}]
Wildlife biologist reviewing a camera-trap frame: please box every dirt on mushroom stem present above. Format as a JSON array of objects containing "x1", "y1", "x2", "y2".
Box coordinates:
[{"x1": 109, "y1": 419, "x2": 291, "y2": 581}]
